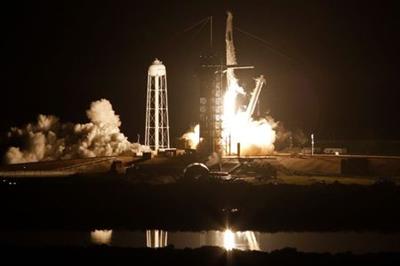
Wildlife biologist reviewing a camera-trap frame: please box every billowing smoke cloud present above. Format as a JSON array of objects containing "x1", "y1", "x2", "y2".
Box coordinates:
[
  {"x1": 4, "y1": 99, "x2": 149, "y2": 164},
  {"x1": 274, "y1": 122, "x2": 307, "y2": 151}
]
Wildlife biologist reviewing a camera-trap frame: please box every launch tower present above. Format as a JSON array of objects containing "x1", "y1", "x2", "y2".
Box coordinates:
[{"x1": 198, "y1": 12, "x2": 255, "y2": 155}]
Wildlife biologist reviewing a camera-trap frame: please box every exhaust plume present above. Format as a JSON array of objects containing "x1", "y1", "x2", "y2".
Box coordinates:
[{"x1": 4, "y1": 99, "x2": 149, "y2": 164}]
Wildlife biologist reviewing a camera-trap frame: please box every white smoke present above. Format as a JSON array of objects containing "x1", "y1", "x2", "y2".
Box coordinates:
[
  {"x1": 4, "y1": 99, "x2": 149, "y2": 164},
  {"x1": 180, "y1": 124, "x2": 200, "y2": 149}
]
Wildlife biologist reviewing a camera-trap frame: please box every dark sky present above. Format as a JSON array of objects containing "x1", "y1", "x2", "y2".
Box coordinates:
[{"x1": 1, "y1": 0, "x2": 399, "y2": 143}]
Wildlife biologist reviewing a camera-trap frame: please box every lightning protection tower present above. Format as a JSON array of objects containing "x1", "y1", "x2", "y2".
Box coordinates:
[{"x1": 145, "y1": 59, "x2": 170, "y2": 152}]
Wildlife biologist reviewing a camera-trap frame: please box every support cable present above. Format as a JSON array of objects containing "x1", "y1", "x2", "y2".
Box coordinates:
[{"x1": 234, "y1": 27, "x2": 299, "y2": 63}]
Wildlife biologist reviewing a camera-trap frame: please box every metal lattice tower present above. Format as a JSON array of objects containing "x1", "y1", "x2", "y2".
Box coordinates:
[{"x1": 145, "y1": 59, "x2": 170, "y2": 152}]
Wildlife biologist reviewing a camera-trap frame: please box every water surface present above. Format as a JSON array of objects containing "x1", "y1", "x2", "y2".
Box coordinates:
[{"x1": 1, "y1": 230, "x2": 399, "y2": 254}]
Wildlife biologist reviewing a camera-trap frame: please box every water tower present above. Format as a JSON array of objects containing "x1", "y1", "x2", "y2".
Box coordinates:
[{"x1": 145, "y1": 59, "x2": 170, "y2": 152}]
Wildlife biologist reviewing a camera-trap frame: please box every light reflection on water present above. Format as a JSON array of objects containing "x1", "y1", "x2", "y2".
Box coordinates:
[
  {"x1": 90, "y1": 230, "x2": 112, "y2": 245},
  {"x1": 219, "y1": 229, "x2": 260, "y2": 251},
  {"x1": 1, "y1": 230, "x2": 399, "y2": 254},
  {"x1": 146, "y1": 230, "x2": 168, "y2": 248},
  {"x1": 89, "y1": 229, "x2": 260, "y2": 251},
  {"x1": 87, "y1": 230, "x2": 400, "y2": 253},
  {"x1": 223, "y1": 229, "x2": 235, "y2": 250}
]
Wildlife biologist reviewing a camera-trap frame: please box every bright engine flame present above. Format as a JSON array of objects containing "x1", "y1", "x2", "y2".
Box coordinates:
[{"x1": 221, "y1": 81, "x2": 276, "y2": 155}]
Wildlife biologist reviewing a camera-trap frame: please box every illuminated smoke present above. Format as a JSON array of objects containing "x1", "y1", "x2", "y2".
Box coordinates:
[
  {"x1": 4, "y1": 99, "x2": 149, "y2": 164},
  {"x1": 224, "y1": 114, "x2": 276, "y2": 155},
  {"x1": 180, "y1": 124, "x2": 200, "y2": 149}
]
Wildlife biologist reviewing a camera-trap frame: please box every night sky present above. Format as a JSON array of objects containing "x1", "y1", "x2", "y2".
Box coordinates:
[{"x1": 1, "y1": 0, "x2": 399, "y2": 144}]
